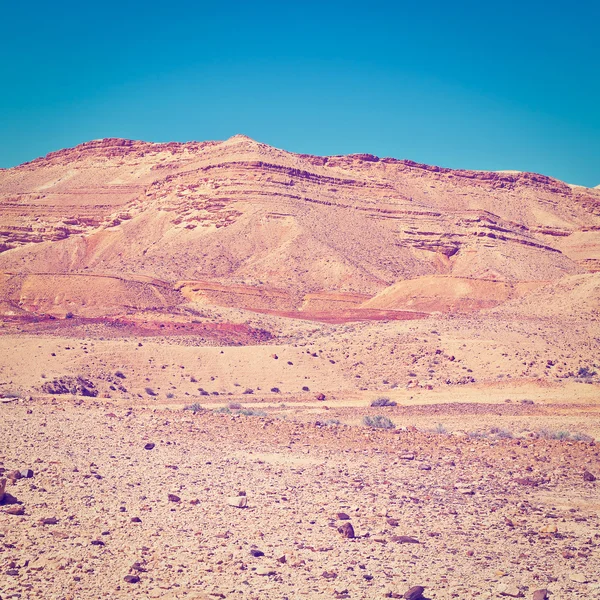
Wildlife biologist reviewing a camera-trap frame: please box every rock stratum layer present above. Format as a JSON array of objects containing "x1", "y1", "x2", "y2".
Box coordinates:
[{"x1": 1, "y1": 134, "x2": 599, "y2": 318}]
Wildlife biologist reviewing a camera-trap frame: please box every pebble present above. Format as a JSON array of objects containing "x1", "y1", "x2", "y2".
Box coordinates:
[
  {"x1": 144, "y1": 443, "x2": 155, "y2": 450},
  {"x1": 400, "y1": 454, "x2": 415, "y2": 460},
  {"x1": 256, "y1": 567, "x2": 276, "y2": 576}
]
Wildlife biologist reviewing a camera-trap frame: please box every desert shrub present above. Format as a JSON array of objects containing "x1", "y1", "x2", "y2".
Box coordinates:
[
  {"x1": 571, "y1": 432, "x2": 594, "y2": 442},
  {"x1": 166, "y1": 393, "x2": 175, "y2": 399},
  {"x1": 363, "y1": 415, "x2": 396, "y2": 429},
  {"x1": 578, "y1": 366, "x2": 597, "y2": 378},
  {"x1": 242, "y1": 388, "x2": 254, "y2": 395},
  {"x1": 270, "y1": 387, "x2": 280, "y2": 393},
  {"x1": 238, "y1": 408, "x2": 266, "y2": 417},
  {"x1": 115, "y1": 371, "x2": 126, "y2": 379},
  {"x1": 435, "y1": 423, "x2": 447, "y2": 434},
  {"x1": 538, "y1": 428, "x2": 572, "y2": 440},
  {"x1": 228, "y1": 402, "x2": 242, "y2": 410},
  {"x1": 1, "y1": 390, "x2": 21, "y2": 399},
  {"x1": 213, "y1": 407, "x2": 231, "y2": 414},
  {"x1": 371, "y1": 397, "x2": 397, "y2": 407},
  {"x1": 184, "y1": 402, "x2": 204, "y2": 414},
  {"x1": 145, "y1": 387, "x2": 158, "y2": 396},
  {"x1": 491, "y1": 427, "x2": 514, "y2": 439},
  {"x1": 468, "y1": 431, "x2": 488, "y2": 439},
  {"x1": 325, "y1": 418, "x2": 342, "y2": 426},
  {"x1": 65, "y1": 312, "x2": 74, "y2": 319},
  {"x1": 302, "y1": 386, "x2": 310, "y2": 392}
]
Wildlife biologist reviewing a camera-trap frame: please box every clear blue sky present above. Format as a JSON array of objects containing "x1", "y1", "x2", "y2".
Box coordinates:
[{"x1": 1, "y1": 0, "x2": 599, "y2": 186}]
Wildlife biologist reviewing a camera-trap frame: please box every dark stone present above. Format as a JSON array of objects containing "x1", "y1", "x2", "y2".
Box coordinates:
[
  {"x1": 338, "y1": 522, "x2": 355, "y2": 539},
  {"x1": 404, "y1": 586, "x2": 425, "y2": 600}
]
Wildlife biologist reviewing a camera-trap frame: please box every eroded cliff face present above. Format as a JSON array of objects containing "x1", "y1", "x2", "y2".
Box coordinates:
[{"x1": 1, "y1": 134, "x2": 599, "y2": 317}]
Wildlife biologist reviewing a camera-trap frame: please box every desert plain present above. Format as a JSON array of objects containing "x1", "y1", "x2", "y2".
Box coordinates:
[{"x1": 1, "y1": 135, "x2": 599, "y2": 599}]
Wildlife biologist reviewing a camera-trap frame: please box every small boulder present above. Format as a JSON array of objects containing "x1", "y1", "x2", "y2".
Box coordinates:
[
  {"x1": 338, "y1": 522, "x2": 355, "y2": 539},
  {"x1": 404, "y1": 586, "x2": 425, "y2": 600},
  {"x1": 391, "y1": 535, "x2": 420, "y2": 544},
  {"x1": 583, "y1": 470, "x2": 596, "y2": 482},
  {"x1": 532, "y1": 590, "x2": 549, "y2": 600},
  {"x1": 227, "y1": 496, "x2": 248, "y2": 508},
  {"x1": 144, "y1": 443, "x2": 155, "y2": 450},
  {"x1": 168, "y1": 494, "x2": 181, "y2": 503},
  {"x1": 4, "y1": 505, "x2": 25, "y2": 516}
]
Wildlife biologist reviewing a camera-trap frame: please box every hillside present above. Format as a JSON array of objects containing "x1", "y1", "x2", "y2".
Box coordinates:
[{"x1": 1, "y1": 135, "x2": 599, "y2": 319}]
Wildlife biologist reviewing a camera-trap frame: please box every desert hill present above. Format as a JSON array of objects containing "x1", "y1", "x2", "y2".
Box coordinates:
[{"x1": 1, "y1": 134, "x2": 599, "y2": 318}]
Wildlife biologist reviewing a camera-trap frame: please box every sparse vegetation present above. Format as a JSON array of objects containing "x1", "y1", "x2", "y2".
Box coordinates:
[
  {"x1": 228, "y1": 402, "x2": 242, "y2": 410},
  {"x1": 363, "y1": 415, "x2": 396, "y2": 429},
  {"x1": 435, "y1": 423, "x2": 447, "y2": 434},
  {"x1": 577, "y1": 366, "x2": 597, "y2": 378},
  {"x1": 490, "y1": 427, "x2": 513, "y2": 439},
  {"x1": 370, "y1": 396, "x2": 397, "y2": 407},
  {"x1": 183, "y1": 402, "x2": 204, "y2": 414}
]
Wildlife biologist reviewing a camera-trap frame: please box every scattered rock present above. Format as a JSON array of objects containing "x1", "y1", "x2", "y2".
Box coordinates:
[
  {"x1": 40, "y1": 517, "x2": 58, "y2": 525},
  {"x1": 338, "y1": 522, "x2": 355, "y2": 539},
  {"x1": 144, "y1": 442, "x2": 155, "y2": 450},
  {"x1": 316, "y1": 393, "x2": 326, "y2": 401},
  {"x1": 0, "y1": 478, "x2": 5, "y2": 503},
  {"x1": 404, "y1": 586, "x2": 425, "y2": 600},
  {"x1": 400, "y1": 454, "x2": 415, "y2": 460},
  {"x1": 20, "y1": 469, "x2": 34, "y2": 478},
  {"x1": 337, "y1": 512, "x2": 350, "y2": 520},
  {"x1": 498, "y1": 583, "x2": 523, "y2": 597},
  {"x1": 124, "y1": 575, "x2": 140, "y2": 584},
  {"x1": 387, "y1": 518, "x2": 399, "y2": 527},
  {"x1": 570, "y1": 573, "x2": 588, "y2": 583},
  {"x1": 583, "y1": 470, "x2": 596, "y2": 482},
  {"x1": 250, "y1": 549, "x2": 264, "y2": 557},
  {"x1": 7, "y1": 470, "x2": 22, "y2": 482},
  {"x1": 532, "y1": 590, "x2": 549, "y2": 600},
  {"x1": 256, "y1": 567, "x2": 276, "y2": 576},
  {"x1": 227, "y1": 496, "x2": 248, "y2": 508},
  {"x1": 168, "y1": 493, "x2": 181, "y2": 503},
  {"x1": 4, "y1": 505, "x2": 25, "y2": 516},
  {"x1": 391, "y1": 535, "x2": 420, "y2": 544}
]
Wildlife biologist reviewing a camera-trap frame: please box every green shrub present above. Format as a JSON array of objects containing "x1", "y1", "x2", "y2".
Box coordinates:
[
  {"x1": 183, "y1": 402, "x2": 204, "y2": 414},
  {"x1": 363, "y1": 415, "x2": 396, "y2": 429},
  {"x1": 370, "y1": 397, "x2": 397, "y2": 407}
]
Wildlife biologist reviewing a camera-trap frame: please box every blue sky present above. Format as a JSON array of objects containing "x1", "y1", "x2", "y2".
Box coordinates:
[{"x1": 1, "y1": 0, "x2": 599, "y2": 186}]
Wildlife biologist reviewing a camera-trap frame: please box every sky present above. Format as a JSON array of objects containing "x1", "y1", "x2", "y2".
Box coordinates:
[{"x1": 1, "y1": 0, "x2": 599, "y2": 186}]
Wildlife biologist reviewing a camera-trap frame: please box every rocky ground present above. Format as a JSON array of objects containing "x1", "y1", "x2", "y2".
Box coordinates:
[{"x1": 1, "y1": 397, "x2": 599, "y2": 600}]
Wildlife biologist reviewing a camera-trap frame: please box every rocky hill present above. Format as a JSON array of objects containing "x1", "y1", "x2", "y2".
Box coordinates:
[{"x1": 1, "y1": 135, "x2": 599, "y2": 318}]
